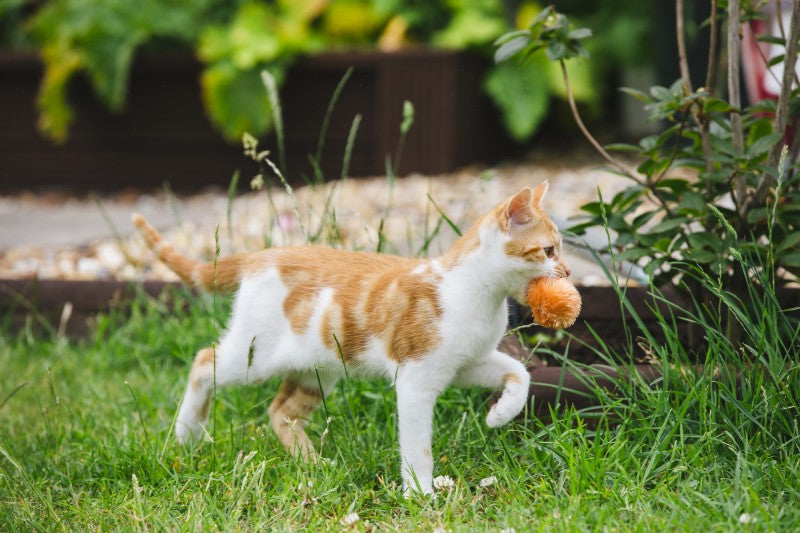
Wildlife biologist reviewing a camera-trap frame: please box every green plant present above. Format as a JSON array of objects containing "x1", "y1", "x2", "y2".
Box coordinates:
[
  {"x1": 29, "y1": 0, "x2": 222, "y2": 141},
  {"x1": 495, "y1": 2, "x2": 800, "y2": 303},
  {"x1": 24, "y1": 0, "x2": 620, "y2": 146}
]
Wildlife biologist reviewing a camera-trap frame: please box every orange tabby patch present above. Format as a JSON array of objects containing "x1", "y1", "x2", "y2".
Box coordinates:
[{"x1": 283, "y1": 282, "x2": 319, "y2": 335}]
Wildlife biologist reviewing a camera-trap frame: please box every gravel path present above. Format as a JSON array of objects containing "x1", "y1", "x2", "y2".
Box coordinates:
[{"x1": 0, "y1": 159, "x2": 636, "y2": 285}]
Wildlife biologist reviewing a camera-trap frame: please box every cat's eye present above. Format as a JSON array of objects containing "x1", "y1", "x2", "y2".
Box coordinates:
[{"x1": 544, "y1": 246, "x2": 555, "y2": 258}]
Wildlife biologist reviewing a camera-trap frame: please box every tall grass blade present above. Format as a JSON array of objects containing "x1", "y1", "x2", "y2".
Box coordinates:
[
  {"x1": 315, "y1": 67, "x2": 353, "y2": 167},
  {"x1": 226, "y1": 170, "x2": 240, "y2": 244},
  {"x1": 261, "y1": 70, "x2": 286, "y2": 176},
  {"x1": 341, "y1": 114, "x2": 362, "y2": 181}
]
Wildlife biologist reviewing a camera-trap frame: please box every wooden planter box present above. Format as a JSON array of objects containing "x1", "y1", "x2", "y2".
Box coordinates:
[
  {"x1": 0, "y1": 278, "x2": 691, "y2": 354},
  {"x1": 0, "y1": 50, "x2": 511, "y2": 192}
]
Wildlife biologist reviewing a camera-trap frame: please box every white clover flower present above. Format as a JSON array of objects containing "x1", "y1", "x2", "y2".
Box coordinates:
[
  {"x1": 341, "y1": 512, "x2": 360, "y2": 527},
  {"x1": 479, "y1": 476, "x2": 497, "y2": 488},
  {"x1": 433, "y1": 475, "x2": 455, "y2": 491},
  {"x1": 739, "y1": 513, "x2": 756, "y2": 524},
  {"x1": 432, "y1": 528, "x2": 447, "y2": 533},
  {"x1": 499, "y1": 528, "x2": 516, "y2": 533}
]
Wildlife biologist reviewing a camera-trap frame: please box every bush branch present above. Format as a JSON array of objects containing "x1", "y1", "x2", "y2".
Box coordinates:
[
  {"x1": 676, "y1": 0, "x2": 693, "y2": 93},
  {"x1": 753, "y1": 0, "x2": 800, "y2": 208},
  {"x1": 558, "y1": 60, "x2": 644, "y2": 185}
]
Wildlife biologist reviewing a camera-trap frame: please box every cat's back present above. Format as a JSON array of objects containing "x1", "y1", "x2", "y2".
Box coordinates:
[{"x1": 237, "y1": 245, "x2": 423, "y2": 290}]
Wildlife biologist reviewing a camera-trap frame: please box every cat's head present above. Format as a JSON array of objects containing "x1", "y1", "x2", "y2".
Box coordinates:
[{"x1": 490, "y1": 182, "x2": 571, "y2": 302}]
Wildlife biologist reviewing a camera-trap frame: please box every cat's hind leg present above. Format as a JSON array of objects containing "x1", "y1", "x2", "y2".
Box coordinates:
[
  {"x1": 175, "y1": 343, "x2": 255, "y2": 443},
  {"x1": 267, "y1": 372, "x2": 337, "y2": 462},
  {"x1": 175, "y1": 346, "x2": 217, "y2": 443},
  {"x1": 454, "y1": 350, "x2": 531, "y2": 428}
]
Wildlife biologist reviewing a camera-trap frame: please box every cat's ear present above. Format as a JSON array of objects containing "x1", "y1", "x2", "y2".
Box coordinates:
[
  {"x1": 531, "y1": 180, "x2": 549, "y2": 209},
  {"x1": 502, "y1": 187, "x2": 535, "y2": 229}
]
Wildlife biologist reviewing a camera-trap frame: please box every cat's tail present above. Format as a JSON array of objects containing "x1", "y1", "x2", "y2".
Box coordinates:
[{"x1": 131, "y1": 214, "x2": 242, "y2": 292}]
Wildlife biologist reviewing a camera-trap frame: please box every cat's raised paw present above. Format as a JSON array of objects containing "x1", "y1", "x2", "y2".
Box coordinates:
[{"x1": 486, "y1": 404, "x2": 516, "y2": 428}]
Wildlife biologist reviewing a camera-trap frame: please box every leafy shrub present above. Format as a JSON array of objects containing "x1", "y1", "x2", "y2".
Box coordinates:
[
  {"x1": 496, "y1": 3, "x2": 800, "y2": 302},
  {"x1": 21, "y1": 0, "x2": 641, "y2": 145}
]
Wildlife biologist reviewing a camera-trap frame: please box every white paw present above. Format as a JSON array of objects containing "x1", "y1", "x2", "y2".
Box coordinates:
[
  {"x1": 403, "y1": 485, "x2": 435, "y2": 499},
  {"x1": 175, "y1": 420, "x2": 204, "y2": 444},
  {"x1": 486, "y1": 403, "x2": 515, "y2": 428}
]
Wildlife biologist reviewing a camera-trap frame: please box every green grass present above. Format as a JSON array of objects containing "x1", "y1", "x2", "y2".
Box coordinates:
[{"x1": 1, "y1": 264, "x2": 799, "y2": 531}]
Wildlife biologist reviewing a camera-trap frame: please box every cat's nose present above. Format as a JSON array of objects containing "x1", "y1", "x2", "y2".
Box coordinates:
[{"x1": 558, "y1": 264, "x2": 571, "y2": 278}]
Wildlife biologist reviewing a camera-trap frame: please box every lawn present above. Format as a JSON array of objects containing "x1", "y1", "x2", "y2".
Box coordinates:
[{"x1": 1, "y1": 276, "x2": 799, "y2": 531}]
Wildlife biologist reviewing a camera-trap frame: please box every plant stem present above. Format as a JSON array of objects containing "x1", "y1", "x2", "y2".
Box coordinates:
[
  {"x1": 755, "y1": 0, "x2": 800, "y2": 207},
  {"x1": 728, "y1": 0, "x2": 744, "y2": 154},
  {"x1": 702, "y1": 0, "x2": 719, "y2": 178},
  {"x1": 774, "y1": 0, "x2": 800, "y2": 89},
  {"x1": 727, "y1": 0, "x2": 748, "y2": 221},
  {"x1": 676, "y1": 0, "x2": 693, "y2": 93},
  {"x1": 558, "y1": 60, "x2": 643, "y2": 185},
  {"x1": 705, "y1": 0, "x2": 719, "y2": 92}
]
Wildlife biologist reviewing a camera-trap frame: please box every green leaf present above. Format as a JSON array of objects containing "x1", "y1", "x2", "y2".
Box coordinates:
[
  {"x1": 568, "y1": 28, "x2": 592, "y2": 40},
  {"x1": 688, "y1": 232, "x2": 722, "y2": 251},
  {"x1": 688, "y1": 249, "x2": 718, "y2": 263},
  {"x1": 494, "y1": 29, "x2": 531, "y2": 46},
  {"x1": 652, "y1": 237, "x2": 673, "y2": 252},
  {"x1": 432, "y1": 8, "x2": 507, "y2": 49},
  {"x1": 650, "y1": 85, "x2": 672, "y2": 101},
  {"x1": 768, "y1": 54, "x2": 785, "y2": 67},
  {"x1": 655, "y1": 179, "x2": 690, "y2": 194},
  {"x1": 604, "y1": 143, "x2": 641, "y2": 153},
  {"x1": 619, "y1": 87, "x2": 652, "y2": 103},
  {"x1": 677, "y1": 191, "x2": 706, "y2": 215},
  {"x1": 400, "y1": 100, "x2": 415, "y2": 135},
  {"x1": 710, "y1": 136, "x2": 739, "y2": 157},
  {"x1": 648, "y1": 217, "x2": 687, "y2": 234},
  {"x1": 616, "y1": 247, "x2": 650, "y2": 262},
  {"x1": 494, "y1": 35, "x2": 530, "y2": 63},
  {"x1": 703, "y1": 98, "x2": 733, "y2": 113},
  {"x1": 747, "y1": 207, "x2": 769, "y2": 225},
  {"x1": 779, "y1": 251, "x2": 800, "y2": 267},
  {"x1": 545, "y1": 41, "x2": 568, "y2": 61},
  {"x1": 484, "y1": 57, "x2": 550, "y2": 142},
  {"x1": 777, "y1": 231, "x2": 800, "y2": 253},
  {"x1": 747, "y1": 132, "x2": 783, "y2": 157},
  {"x1": 756, "y1": 34, "x2": 785, "y2": 45},
  {"x1": 201, "y1": 62, "x2": 280, "y2": 142}
]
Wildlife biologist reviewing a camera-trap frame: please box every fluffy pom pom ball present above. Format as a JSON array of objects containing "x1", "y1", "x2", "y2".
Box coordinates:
[{"x1": 526, "y1": 277, "x2": 582, "y2": 329}]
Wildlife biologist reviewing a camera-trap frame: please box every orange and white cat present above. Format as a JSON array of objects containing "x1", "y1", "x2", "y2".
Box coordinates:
[{"x1": 132, "y1": 182, "x2": 570, "y2": 494}]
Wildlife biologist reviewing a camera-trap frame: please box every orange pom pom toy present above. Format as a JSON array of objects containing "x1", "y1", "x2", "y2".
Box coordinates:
[{"x1": 526, "y1": 277, "x2": 582, "y2": 329}]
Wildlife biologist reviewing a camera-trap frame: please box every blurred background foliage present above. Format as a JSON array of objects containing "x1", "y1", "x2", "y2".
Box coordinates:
[{"x1": 1, "y1": 0, "x2": 652, "y2": 145}]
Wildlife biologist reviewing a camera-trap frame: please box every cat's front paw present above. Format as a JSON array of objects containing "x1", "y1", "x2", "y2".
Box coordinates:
[
  {"x1": 486, "y1": 376, "x2": 529, "y2": 428},
  {"x1": 486, "y1": 402, "x2": 517, "y2": 428},
  {"x1": 402, "y1": 485, "x2": 435, "y2": 499},
  {"x1": 175, "y1": 420, "x2": 205, "y2": 444}
]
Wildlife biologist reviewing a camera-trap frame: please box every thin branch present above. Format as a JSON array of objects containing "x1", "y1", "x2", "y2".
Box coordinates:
[
  {"x1": 706, "y1": 0, "x2": 720, "y2": 91},
  {"x1": 728, "y1": 0, "x2": 744, "y2": 154},
  {"x1": 558, "y1": 60, "x2": 644, "y2": 185},
  {"x1": 701, "y1": 0, "x2": 720, "y2": 177},
  {"x1": 774, "y1": 0, "x2": 800, "y2": 92},
  {"x1": 727, "y1": 0, "x2": 749, "y2": 220},
  {"x1": 653, "y1": 113, "x2": 690, "y2": 186},
  {"x1": 754, "y1": 0, "x2": 800, "y2": 206},
  {"x1": 676, "y1": 0, "x2": 693, "y2": 93}
]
